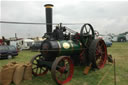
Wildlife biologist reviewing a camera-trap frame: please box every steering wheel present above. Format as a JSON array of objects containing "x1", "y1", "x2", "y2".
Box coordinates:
[{"x1": 80, "y1": 23, "x2": 95, "y2": 39}]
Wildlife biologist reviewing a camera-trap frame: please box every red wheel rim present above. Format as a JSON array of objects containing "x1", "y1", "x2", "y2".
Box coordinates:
[
  {"x1": 31, "y1": 54, "x2": 48, "y2": 76},
  {"x1": 96, "y1": 40, "x2": 107, "y2": 69},
  {"x1": 52, "y1": 56, "x2": 74, "y2": 85}
]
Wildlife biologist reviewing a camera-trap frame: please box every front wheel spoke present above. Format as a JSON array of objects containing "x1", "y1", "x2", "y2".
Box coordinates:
[
  {"x1": 41, "y1": 67, "x2": 46, "y2": 71},
  {"x1": 39, "y1": 68, "x2": 42, "y2": 74},
  {"x1": 36, "y1": 67, "x2": 38, "y2": 74},
  {"x1": 32, "y1": 63, "x2": 37, "y2": 65},
  {"x1": 32, "y1": 67, "x2": 38, "y2": 70},
  {"x1": 36, "y1": 56, "x2": 40, "y2": 60},
  {"x1": 35, "y1": 59, "x2": 39, "y2": 61}
]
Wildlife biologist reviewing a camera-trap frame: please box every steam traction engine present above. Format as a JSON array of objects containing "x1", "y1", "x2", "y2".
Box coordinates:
[{"x1": 31, "y1": 4, "x2": 108, "y2": 85}]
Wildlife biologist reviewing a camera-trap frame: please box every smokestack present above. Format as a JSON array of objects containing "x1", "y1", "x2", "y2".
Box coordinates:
[{"x1": 44, "y1": 4, "x2": 53, "y2": 34}]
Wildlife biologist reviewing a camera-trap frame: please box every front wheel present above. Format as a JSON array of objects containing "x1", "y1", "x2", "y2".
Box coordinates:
[
  {"x1": 30, "y1": 54, "x2": 48, "y2": 76},
  {"x1": 51, "y1": 56, "x2": 74, "y2": 85}
]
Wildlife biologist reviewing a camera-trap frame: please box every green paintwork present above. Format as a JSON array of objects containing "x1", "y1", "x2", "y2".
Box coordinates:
[{"x1": 57, "y1": 40, "x2": 83, "y2": 55}]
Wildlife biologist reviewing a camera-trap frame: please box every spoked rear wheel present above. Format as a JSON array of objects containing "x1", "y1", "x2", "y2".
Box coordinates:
[
  {"x1": 30, "y1": 54, "x2": 48, "y2": 76},
  {"x1": 89, "y1": 39, "x2": 107, "y2": 69},
  {"x1": 51, "y1": 56, "x2": 74, "y2": 85}
]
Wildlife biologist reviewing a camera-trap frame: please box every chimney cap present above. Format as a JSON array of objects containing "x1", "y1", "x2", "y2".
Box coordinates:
[{"x1": 44, "y1": 4, "x2": 54, "y2": 8}]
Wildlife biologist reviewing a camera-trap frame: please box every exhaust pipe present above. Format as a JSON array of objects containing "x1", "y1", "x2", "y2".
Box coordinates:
[{"x1": 44, "y1": 4, "x2": 53, "y2": 35}]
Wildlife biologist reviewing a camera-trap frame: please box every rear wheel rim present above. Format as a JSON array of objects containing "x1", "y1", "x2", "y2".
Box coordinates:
[
  {"x1": 52, "y1": 56, "x2": 74, "y2": 84},
  {"x1": 96, "y1": 40, "x2": 107, "y2": 69},
  {"x1": 31, "y1": 54, "x2": 48, "y2": 76}
]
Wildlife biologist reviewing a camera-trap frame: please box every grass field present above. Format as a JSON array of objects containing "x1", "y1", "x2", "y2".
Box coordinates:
[{"x1": 0, "y1": 42, "x2": 128, "y2": 85}]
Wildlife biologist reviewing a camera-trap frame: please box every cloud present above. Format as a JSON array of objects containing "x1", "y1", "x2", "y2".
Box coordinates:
[{"x1": 0, "y1": 0, "x2": 128, "y2": 38}]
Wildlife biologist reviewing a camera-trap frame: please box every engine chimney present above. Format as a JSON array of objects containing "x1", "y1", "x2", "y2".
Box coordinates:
[{"x1": 44, "y1": 4, "x2": 53, "y2": 35}]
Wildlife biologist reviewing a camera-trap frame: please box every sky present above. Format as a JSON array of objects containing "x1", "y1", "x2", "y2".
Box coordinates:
[{"x1": 0, "y1": 0, "x2": 128, "y2": 38}]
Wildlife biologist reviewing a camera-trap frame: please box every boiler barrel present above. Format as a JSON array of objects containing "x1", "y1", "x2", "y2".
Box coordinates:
[{"x1": 41, "y1": 40, "x2": 83, "y2": 58}]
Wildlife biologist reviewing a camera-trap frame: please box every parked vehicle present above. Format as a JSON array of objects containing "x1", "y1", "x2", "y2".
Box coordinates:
[
  {"x1": 10, "y1": 41, "x2": 17, "y2": 48},
  {"x1": 102, "y1": 36, "x2": 112, "y2": 47},
  {"x1": 104, "y1": 40, "x2": 112, "y2": 47},
  {"x1": 117, "y1": 34, "x2": 127, "y2": 42},
  {"x1": 112, "y1": 33, "x2": 128, "y2": 42},
  {"x1": 0, "y1": 45, "x2": 18, "y2": 59},
  {"x1": 20, "y1": 39, "x2": 34, "y2": 50}
]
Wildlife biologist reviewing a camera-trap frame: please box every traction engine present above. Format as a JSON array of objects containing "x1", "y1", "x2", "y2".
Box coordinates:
[{"x1": 31, "y1": 4, "x2": 108, "y2": 85}]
